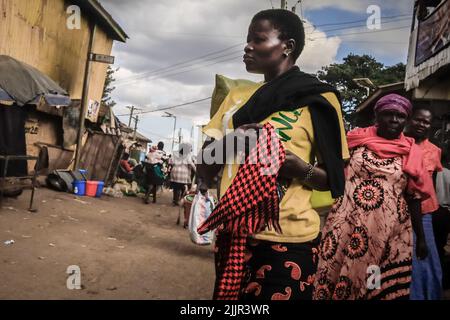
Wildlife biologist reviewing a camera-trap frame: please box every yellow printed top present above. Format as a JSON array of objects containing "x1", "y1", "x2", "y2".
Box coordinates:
[{"x1": 203, "y1": 83, "x2": 350, "y2": 243}]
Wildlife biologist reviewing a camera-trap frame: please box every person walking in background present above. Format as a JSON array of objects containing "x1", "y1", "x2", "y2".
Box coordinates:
[
  {"x1": 144, "y1": 141, "x2": 168, "y2": 204},
  {"x1": 405, "y1": 107, "x2": 444, "y2": 300},
  {"x1": 146, "y1": 141, "x2": 167, "y2": 165},
  {"x1": 170, "y1": 143, "x2": 196, "y2": 206},
  {"x1": 314, "y1": 94, "x2": 432, "y2": 300}
]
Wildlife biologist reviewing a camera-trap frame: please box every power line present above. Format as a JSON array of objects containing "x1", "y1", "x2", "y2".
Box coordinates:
[
  {"x1": 115, "y1": 42, "x2": 245, "y2": 85},
  {"x1": 309, "y1": 25, "x2": 411, "y2": 40},
  {"x1": 114, "y1": 28, "x2": 412, "y2": 121},
  {"x1": 116, "y1": 97, "x2": 212, "y2": 117},
  {"x1": 119, "y1": 23, "x2": 411, "y2": 86},
  {"x1": 111, "y1": 17, "x2": 413, "y2": 95},
  {"x1": 138, "y1": 15, "x2": 412, "y2": 39},
  {"x1": 117, "y1": 26, "x2": 409, "y2": 87},
  {"x1": 116, "y1": 55, "x2": 242, "y2": 88},
  {"x1": 115, "y1": 50, "x2": 243, "y2": 87},
  {"x1": 114, "y1": 14, "x2": 411, "y2": 86},
  {"x1": 344, "y1": 40, "x2": 408, "y2": 44},
  {"x1": 310, "y1": 17, "x2": 410, "y2": 34},
  {"x1": 139, "y1": 128, "x2": 170, "y2": 140},
  {"x1": 307, "y1": 14, "x2": 411, "y2": 30}
]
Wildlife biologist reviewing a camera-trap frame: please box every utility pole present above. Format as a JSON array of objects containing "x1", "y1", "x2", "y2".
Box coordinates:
[
  {"x1": 133, "y1": 115, "x2": 139, "y2": 140},
  {"x1": 74, "y1": 22, "x2": 96, "y2": 170},
  {"x1": 127, "y1": 106, "x2": 135, "y2": 127},
  {"x1": 162, "y1": 112, "x2": 177, "y2": 152}
]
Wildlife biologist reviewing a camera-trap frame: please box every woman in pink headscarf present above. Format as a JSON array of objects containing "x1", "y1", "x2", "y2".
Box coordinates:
[{"x1": 313, "y1": 94, "x2": 433, "y2": 300}]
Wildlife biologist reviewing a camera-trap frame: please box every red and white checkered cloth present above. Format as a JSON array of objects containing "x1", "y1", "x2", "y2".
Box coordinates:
[{"x1": 198, "y1": 123, "x2": 286, "y2": 300}]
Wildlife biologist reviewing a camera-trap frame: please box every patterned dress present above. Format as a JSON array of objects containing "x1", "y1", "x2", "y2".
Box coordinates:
[{"x1": 314, "y1": 146, "x2": 412, "y2": 300}]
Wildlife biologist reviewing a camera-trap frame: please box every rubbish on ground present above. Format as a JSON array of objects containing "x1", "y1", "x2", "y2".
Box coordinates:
[
  {"x1": 3, "y1": 206, "x2": 18, "y2": 211},
  {"x1": 107, "y1": 237, "x2": 117, "y2": 241},
  {"x1": 38, "y1": 256, "x2": 45, "y2": 260},
  {"x1": 103, "y1": 186, "x2": 123, "y2": 198},
  {"x1": 112, "y1": 179, "x2": 139, "y2": 196},
  {"x1": 4, "y1": 240, "x2": 15, "y2": 245},
  {"x1": 106, "y1": 286, "x2": 118, "y2": 291},
  {"x1": 73, "y1": 198, "x2": 89, "y2": 205},
  {"x1": 21, "y1": 235, "x2": 32, "y2": 238},
  {"x1": 116, "y1": 245, "x2": 125, "y2": 249},
  {"x1": 48, "y1": 243, "x2": 55, "y2": 247}
]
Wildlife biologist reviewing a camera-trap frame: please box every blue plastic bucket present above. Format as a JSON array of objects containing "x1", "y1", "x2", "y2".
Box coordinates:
[
  {"x1": 95, "y1": 181, "x2": 104, "y2": 198},
  {"x1": 73, "y1": 180, "x2": 86, "y2": 196}
]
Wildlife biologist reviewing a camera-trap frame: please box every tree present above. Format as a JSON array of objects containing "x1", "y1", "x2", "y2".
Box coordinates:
[
  {"x1": 102, "y1": 65, "x2": 118, "y2": 108},
  {"x1": 316, "y1": 54, "x2": 406, "y2": 127}
]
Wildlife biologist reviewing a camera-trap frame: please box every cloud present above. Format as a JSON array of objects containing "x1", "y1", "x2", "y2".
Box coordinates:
[
  {"x1": 100, "y1": 0, "x2": 413, "y2": 142},
  {"x1": 300, "y1": 21, "x2": 342, "y2": 73},
  {"x1": 101, "y1": 0, "x2": 342, "y2": 127}
]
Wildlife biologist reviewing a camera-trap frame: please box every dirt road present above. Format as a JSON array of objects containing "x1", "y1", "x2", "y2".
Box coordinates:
[
  {"x1": 2, "y1": 187, "x2": 449, "y2": 300},
  {"x1": 0, "y1": 188, "x2": 215, "y2": 299}
]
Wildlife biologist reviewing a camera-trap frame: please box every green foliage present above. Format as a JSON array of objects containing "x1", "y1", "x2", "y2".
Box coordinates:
[
  {"x1": 102, "y1": 65, "x2": 118, "y2": 108},
  {"x1": 317, "y1": 54, "x2": 406, "y2": 127}
]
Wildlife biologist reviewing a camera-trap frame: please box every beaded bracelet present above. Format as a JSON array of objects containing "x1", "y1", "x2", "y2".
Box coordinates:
[{"x1": 302, "y1": 163, "x2": 315, "y2": 183}]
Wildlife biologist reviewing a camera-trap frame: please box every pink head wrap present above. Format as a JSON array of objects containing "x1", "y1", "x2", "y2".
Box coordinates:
[{"x1": 374, "y1": 94, "x2": 412, "y2": 117}]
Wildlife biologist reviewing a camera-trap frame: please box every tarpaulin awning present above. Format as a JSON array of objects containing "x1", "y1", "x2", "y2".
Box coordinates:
[
  {"x1": 0, "y1": 55, "x2": 71, "y2": 107},
  {"x1": 0, "y1": 88, "x2": 14, "y2": 106},
  {"x1": 28, "y1": 93, "x2": 71, "y2": 107}
]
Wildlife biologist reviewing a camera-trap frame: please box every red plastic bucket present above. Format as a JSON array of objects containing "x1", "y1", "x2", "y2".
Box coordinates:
[{"x1": 85, "y1": 181, "x2": 99, "y2": 197}]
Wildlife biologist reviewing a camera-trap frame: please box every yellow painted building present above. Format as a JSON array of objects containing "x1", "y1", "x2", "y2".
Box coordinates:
[
  {"x1": 0, "y1": 0, "x2": 127, "y2": 104},
  {"x1": 0, "y1": 0, "x2": 127, "y2": 172}
]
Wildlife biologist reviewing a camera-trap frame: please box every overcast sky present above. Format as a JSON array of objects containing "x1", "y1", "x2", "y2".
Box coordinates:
[{"x1": 99, "y1": 0, "x2": 415, "y2": 152}]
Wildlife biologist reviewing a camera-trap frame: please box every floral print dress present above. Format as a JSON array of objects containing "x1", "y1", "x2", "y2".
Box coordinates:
[{"x1": 314, "y1": 146, "x2": 412, "y2": 300}]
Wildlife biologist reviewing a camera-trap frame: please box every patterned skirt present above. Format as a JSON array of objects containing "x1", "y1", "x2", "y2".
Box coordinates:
[{"x1": 237, "y1": 238, "x2": 319, "y2": 300}]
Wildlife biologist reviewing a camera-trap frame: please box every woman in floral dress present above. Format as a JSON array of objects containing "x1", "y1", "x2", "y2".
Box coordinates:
[{"x1": 314, "y1": 94, "x2": 433, "y2": 300}]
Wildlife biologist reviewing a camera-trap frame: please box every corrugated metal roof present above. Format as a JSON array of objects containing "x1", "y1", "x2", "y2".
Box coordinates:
[
  {"x1": 356, "y1": 82, "x2": 405, "y2": 113},
  {"x1": 117, "y1": 121, "x2": 152, "y2": 143},
  {"x1": 72, "y1": 0, "x2": 128, "y2": 43}
]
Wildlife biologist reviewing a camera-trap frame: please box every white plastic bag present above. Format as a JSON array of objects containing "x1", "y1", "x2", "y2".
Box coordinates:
[{"x1": 188, "y1": 191, "x2": 215, "y2": 245}]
